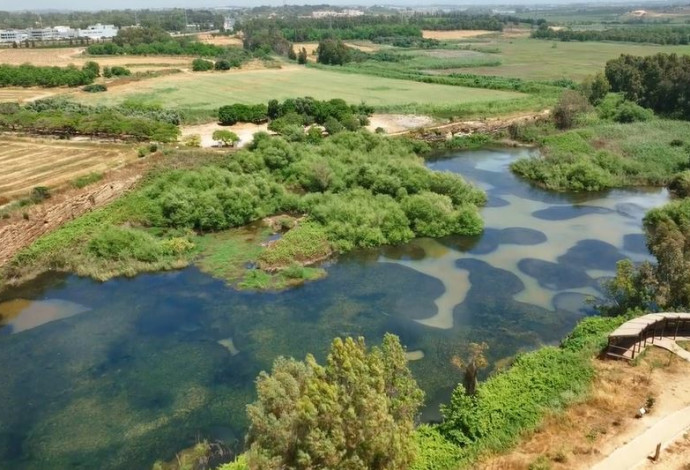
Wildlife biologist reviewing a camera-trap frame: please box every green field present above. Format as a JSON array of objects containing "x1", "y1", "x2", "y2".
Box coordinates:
[
  {"x1": 458, "y1": 38, "x2": 690, "y2": 81},
  {"x1": 77, "y1": 65, "x2": 525, "y2": 110}
]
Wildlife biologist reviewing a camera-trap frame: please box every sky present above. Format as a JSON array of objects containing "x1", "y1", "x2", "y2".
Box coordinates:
[{"x1": 1, "y1": 0, "x2": 646, "y2": 12}]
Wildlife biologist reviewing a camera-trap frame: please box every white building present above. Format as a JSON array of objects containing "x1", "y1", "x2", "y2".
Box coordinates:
[
  {"x1": 77, "y1": 24, "x2": 118, "y2": 40},
  {"x1": 0, "y1": 30, "x2": 26, "y2": 43}
]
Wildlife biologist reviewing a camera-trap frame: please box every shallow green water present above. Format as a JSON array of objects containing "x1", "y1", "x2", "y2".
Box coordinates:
[{"x1": 0, "y1": 148, "x2": 668, "y2": 469}]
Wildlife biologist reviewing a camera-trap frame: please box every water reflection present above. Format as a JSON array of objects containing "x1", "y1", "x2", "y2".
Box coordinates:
[{"x1": 0, "y1": 147, "x2": 669, "y2": 469}]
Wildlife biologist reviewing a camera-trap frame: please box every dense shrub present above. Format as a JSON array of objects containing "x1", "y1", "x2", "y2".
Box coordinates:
[
  {"x1": 88, "y1": 226, "x2": 162, "y2": 262},
  {"x1": 0, "y1": 101, "x2": 179, "y2": 142},
  {"x1": 82, "y1": 84, "x2": 107, "y2": 93},
  {"x1": 0, "y1": 63, "x2": 98, "y2": 87},
  {"x1": 191, "y1": 58, "x2": 214, "y2": 72},
  {"x1": 606, "y1": 53, "x2": 690, "y2": 119},
  {"x1": 218, "y1": 104, "x2": 268, "y2": 125}
]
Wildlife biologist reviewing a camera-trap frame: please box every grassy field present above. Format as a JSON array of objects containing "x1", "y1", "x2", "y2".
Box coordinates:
[
  {"x1": 464, "y1": 38, "x2": 690, "y2": 81},
  {"x1": 0, "y1": 137, "x2": 134, "y2": 200},
  {"x1": 76, "y1": 65, "x2": 526, "y2": 110}
]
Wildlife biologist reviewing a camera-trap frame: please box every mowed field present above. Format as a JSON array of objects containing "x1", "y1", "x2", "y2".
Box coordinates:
[
  {"x1": 463, "y1": 37, "x2": 690, "y2": 81},
  {"x1": 78, "y1": 65, "x2": 525, "y2": 109},
  {"x1": 0, "y1": 137, "x2": 134, "y2": 200}
]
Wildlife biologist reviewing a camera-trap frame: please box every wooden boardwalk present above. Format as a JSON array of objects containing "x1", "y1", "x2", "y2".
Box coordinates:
[{"x1": 607, "y1": 313, "x2": 690, "y2": 360}]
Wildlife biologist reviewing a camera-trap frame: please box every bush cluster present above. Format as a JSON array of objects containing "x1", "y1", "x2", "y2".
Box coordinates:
[
  {"x1": 0, "y1": 98, "x2": 179, "y2": 142},
  {"x1": 0, "y1": 63, "x2": 98, "y2": 87},
  {"x1": 139, "y1": 131, "x2": 485, "y2": 253}
]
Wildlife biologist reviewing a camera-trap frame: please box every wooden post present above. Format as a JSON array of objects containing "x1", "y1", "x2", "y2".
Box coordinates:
[
  {"x1": 675, "y1": 318, "x2": 680, "y2": 340},
  {"x1": 648, "y1": 442, "x2": 661, "y2": 462}
]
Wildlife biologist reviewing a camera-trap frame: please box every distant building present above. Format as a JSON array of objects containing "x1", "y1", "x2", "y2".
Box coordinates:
[
  {"x1": 224, "y1": 17, "x2": 236, "y2": 32},
  {"x1": 0, "y1": 23, "x2": 117, "y2": 44},
  {"x1": 78, "y1": 24, "x2": 118, "y2": 40},
  {"x1": 311, "y1": 9, "x2": 364, "y2": 18}
]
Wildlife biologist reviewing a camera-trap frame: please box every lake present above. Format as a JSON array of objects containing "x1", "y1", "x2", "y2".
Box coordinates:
[{"x1": 0, "y1": 147, "x2": 668, "y2": 469}]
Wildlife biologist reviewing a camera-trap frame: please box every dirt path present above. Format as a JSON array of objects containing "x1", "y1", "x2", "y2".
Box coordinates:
[{"x1": 591, "y1": 406, "x2": 690, "y2": 469}]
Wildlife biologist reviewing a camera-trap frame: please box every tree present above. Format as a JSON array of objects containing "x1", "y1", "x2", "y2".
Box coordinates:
[
  {"x1": 580, "y1": 72, "x2": 610, "y2": 106},
  {"x1": 212, "y1": 129, "x2": 240, "y2": 147},
  {"x1": 552, "y1": 90, "x2": 591, "y2": 130},
  {"x1": 214, "y1": 59, "x2": 232, "y2": 71},
  {"x1": 192, "y1": 58, "x2": 214, "y2": 71},
  {"x1": 287, "y1": 45, "x2": 297, "y2": 61},
  {"x1": 450, "y1": 342, "x2": 488, "y2": 396},
  {"x1": 82, "y1": 61, "x2": 100, "y2": 78},
  {"x1": 246, "y1": 334, "x2": 424, "y2": 470},
  {"x1": 297, "y1": 47, "x2": 308, "y2": 65},
  {"x1": 316, "y1": 39, "x2": 351, "y2": 66}
]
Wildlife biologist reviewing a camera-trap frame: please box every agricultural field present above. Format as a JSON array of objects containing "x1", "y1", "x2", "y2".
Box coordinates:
[
  {"x1": 0, "y1": 47, "x2": 193, "y2": 72},
  {"x1": 0, "y1": 137, "x2": 134, "y2": 201},
  {"x1": 443, "y1": 37, "x2": 690, "y2": 81},
  {"x1": 0, "y1": 88, "x2": 55, "y2": 103},
  {"x1": 76, "y1": 64, "x2": 525, "y2": 110}
]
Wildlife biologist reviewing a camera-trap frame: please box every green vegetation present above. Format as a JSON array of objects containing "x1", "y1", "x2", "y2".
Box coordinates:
[
  {"x1": 218, "y1": 103, "x2": 268, "y2": 125},
  {"x1": 511, "y1": 95, "x2": 690, "y2": 191},
  {"x1": 72, "y1": 172, "x2": 104, "y2": 188},
  {"x1": 606, "y1": 53, "x2": 690, "y2": 119},
  {"x1": 79, "y1": 66, "x2": 526, "y2": 115},
  {"x1": 0, "y1": 63, "x2": 99, "y2": 87},
  {"x1": 246, "y1": 334, "x2": 424, "y2": 469},
  {"x1": 453, "y1": 38, "x2": 690, "y2": 82},
  {"x1": 191, "y1": 58, "x2": 214, "y2": 72},
  {"x1": 601, "y1": 199, "x2": 690, "y2": 315},
  {"x1": 0, "y1": 98, "x2": 179, "y2": 142},
  {"x1": 211, "y1": 129, "x2": 240, "y2": 147},
  {"x1": 532, "y1": 25, "x2": 690, "y2": 45},
  {"x1": 103, "y1": 66, "x2": 131, "y2": 78},
  {"x1": 82, "y1": 83, "x2": 107, "y2": 93},
  {"x1": 2, "y1": 131, "x2": 484, "y2": 288}
]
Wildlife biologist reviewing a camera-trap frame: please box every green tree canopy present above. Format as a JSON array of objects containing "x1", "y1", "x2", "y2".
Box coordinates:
[{"x1": 246, "y1": 334, "x2": 424, "y2": 470}]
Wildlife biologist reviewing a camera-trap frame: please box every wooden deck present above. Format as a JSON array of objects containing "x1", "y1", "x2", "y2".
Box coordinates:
[{"x1": 607, "y1": 313, "x2": 690, "y2": 360}]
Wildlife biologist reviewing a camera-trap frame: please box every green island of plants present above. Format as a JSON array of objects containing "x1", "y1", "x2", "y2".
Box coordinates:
[{"x1": 0, "y1": 130, "x2": 485, "y2": 292}]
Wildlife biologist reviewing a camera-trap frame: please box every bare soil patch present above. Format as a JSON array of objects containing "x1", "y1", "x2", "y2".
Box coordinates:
[
  {"x1": 0, "y1": 48, "x2": 191, "y2": 72},
  {"x1": 197, "y1": 34, "x2": 243, "y2": 47},
  {"x1": 180, "y1": 122, "x2": 269, "y2": 148},
  {"x1": 0, "y1": 136, "x2": 135, "y2": 200},
  {"x1": 0, "y1": 157, "x2": 148, "y2": 271},
  {"x1": 479, "y1": 347, "x2": 690, "y2": 470},
  {"x1": 367, "y1": 114, "x2": 435, "y2": 134},
  {"x1": 422, "y1": 30, "x2": 496, "y2": 40},
  {"x1": 0, "y1": 88, "x2": 56, "y2": 103}
]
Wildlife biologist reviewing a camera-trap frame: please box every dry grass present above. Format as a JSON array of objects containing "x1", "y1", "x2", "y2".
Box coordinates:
[
  {"x1": 480, "y1": 347, "x2": 690, "y2": 470},
  {"x1": 422, "y1": 30, "x2": 497, "y2": 40},
  {"x1": 0, "y1": 48, "x2": 192, "y2": 72},
  {"x1": 0, "y1": 136, "x2": 135, "y2": 200},
  {"x1": 196, "y1": 33, "x2": 243, "y2": 47},
  {"x1": 0, "y1": 88, "x2": 55, "y2": 103}
]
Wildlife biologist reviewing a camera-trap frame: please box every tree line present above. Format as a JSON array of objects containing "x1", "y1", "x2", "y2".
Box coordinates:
[
  {"x1": 0, "y1": 62, "x2": 99, "y2": 87},
  {"x1": 605, "y1": 53, "x2": 690, "y2": 119},
  {"x1": 0, "y1": 98, "x2": 179, "y2": 142},
  {"x1": 532, "y1": 25, "x2": 690, "y2": 45}
]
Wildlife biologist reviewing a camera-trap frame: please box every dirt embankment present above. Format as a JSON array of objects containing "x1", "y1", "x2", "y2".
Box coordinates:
[
  {"x1": 0, "y1": 162, "x2": 145, "y2": 269},
  {"x1": 402, "y1": 109, "x2": 551, "y2": 142}
]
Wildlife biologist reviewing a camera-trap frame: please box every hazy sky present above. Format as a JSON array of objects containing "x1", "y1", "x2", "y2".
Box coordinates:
[{"x1": 2, "y1": 0, "x2": 638, "y2": 12}]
